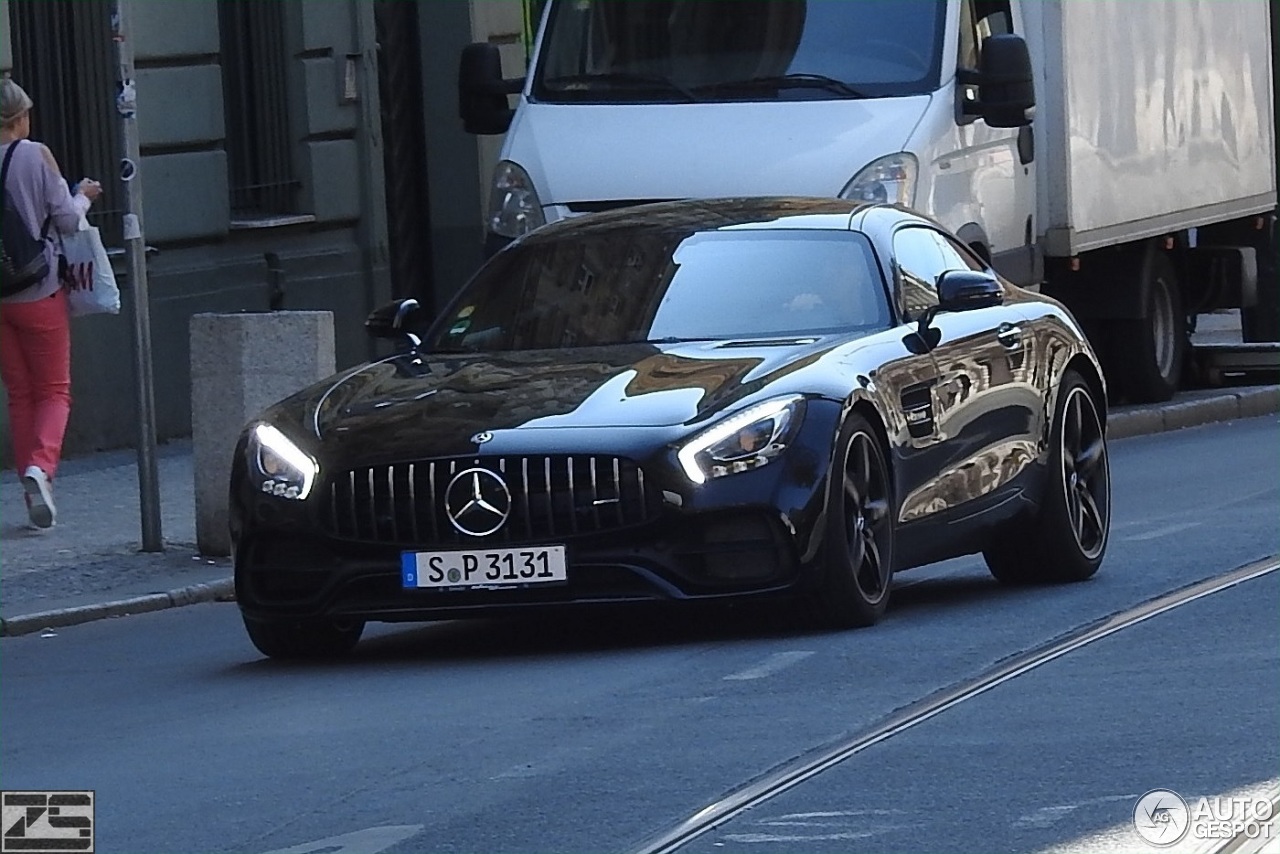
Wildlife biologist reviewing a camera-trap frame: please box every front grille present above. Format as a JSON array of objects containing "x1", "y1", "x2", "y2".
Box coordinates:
[{"x1": 323, "y1": 455, "x2": 658, "y2": 546}]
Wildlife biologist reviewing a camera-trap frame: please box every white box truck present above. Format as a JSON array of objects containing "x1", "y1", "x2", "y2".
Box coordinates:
[{"x1": 458, "y1": 0, "x2": 1278, "y2": 402}]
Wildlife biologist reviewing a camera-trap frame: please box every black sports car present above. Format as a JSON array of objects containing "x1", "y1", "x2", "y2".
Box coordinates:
[{"x1": 230, "y1": 198, "x2": 1111, "y2": 659}]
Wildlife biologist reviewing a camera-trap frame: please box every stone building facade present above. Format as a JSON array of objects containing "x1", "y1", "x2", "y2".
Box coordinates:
[{"x1": 0, "y1": 0, "x2": 533, "y2": 463}]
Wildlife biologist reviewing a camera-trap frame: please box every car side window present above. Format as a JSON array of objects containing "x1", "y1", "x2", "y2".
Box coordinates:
[
  {"x1": 894, "y1": 227, "x2": 995, "y2": 319},
  {"x1": 892, "y1": 227, "x2": 946, "y2": 319},
  {"x1": 934, "y1": 233, "x2": 989, "y2": 274}
]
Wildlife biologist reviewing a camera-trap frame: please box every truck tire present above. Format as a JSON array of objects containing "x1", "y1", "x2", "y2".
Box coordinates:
[
  {"x1": 1242, "y1": 221, "x2": 1279, "y2": 342},
  {"x1": 1111, "y1": 250, "x2": 1185, "y2": 403}
]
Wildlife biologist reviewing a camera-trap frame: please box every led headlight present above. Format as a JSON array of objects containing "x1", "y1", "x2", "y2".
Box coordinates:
[
  {"x1": 839, "y1": 153, "x2": 918, "y2": 206},
  {"x1": 249, "y1": 423, "x2": 318, "y2": 500},
  {"x1": 677, "y1": 395, "x2": 805, "y2": 485},
  {"x1": 488, "y1": 160, "x2": 546, "y2": 239}
]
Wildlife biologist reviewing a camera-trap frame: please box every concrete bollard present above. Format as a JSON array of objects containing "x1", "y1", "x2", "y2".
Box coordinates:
[{"x1": 190, "y1": 311, "x2": 335, "y2": 556}]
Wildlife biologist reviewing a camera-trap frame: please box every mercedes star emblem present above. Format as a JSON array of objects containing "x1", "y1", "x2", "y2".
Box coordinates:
[
  {"x1": 444, "y1": 467, "x2": 512, "y2": 537},
  {"x1": 471, "y1": 431, "x2": 494, "y2": 445}
]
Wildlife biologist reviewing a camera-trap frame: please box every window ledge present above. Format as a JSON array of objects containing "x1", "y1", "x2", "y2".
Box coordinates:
[{"x1": 229, "y1": 214, "x2": 317, "y2": 231}]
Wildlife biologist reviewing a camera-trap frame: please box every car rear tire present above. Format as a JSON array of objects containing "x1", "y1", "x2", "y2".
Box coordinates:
[
  {"x1": 243, "y1": 615, "x2": 365, "y2": 660},
  {"x1": 984, "y1": 371, "x2": 1110, "y2": 585},
  {"x1": 803, "y1": 414, "x2": 896, "y2": 628}
]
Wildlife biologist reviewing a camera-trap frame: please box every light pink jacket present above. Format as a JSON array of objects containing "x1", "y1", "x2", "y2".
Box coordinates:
[{"x1": 1, "y1": 139, "x2": 92, "y2": 303}]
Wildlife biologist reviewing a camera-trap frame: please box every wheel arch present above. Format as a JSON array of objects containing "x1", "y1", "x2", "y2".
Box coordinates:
[
  {"x1": 847, "y1": 398, "x2": 897, "y2": 503},
  {"x1": 1063, "y1": 353, "x2": 1107, "y2": 429},
  {"x1": 848, "y1": 398, "x2": 892, "y2": 460}
]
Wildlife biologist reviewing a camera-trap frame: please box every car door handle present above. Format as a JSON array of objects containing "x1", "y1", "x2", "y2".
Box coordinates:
[{"x1": 996, "y1": 324, "x2": 1023, "y2": 349}]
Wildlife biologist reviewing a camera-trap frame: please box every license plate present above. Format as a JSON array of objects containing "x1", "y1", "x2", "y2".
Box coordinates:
[{"x1": 401, "y1": 545, "x2": 567, "y2": 589}]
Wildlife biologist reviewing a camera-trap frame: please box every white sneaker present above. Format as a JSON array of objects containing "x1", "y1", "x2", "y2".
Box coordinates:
[{"x1": 21, "y1": 465, "x2": 56, "y2": 529}]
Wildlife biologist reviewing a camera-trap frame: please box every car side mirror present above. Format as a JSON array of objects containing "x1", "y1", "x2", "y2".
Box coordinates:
[
  {"x1": 365, "y1": 298, "x2": 424, "y2": 349},
  {"x1": 938, "y1": 270, "x2": 1004, "y2": 312},
  {"x1": 458, "y1": 42, "x2": 523, "y2": 135},
  {"x1": 960, "y1": 33, "x2": 1035, "y2": 128},
  {"x1": 913, "y1": 271, "x2": 1003, "y2": 351}
]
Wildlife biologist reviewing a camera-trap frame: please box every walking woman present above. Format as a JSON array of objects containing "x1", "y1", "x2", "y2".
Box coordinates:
[{"x1": 1, "y1": 78, "x2": 101, "y2": 528}]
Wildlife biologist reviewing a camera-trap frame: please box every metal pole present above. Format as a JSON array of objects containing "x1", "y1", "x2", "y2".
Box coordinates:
[{"x1": 110, "y1": 0, "x2": 163, "y2": 551}]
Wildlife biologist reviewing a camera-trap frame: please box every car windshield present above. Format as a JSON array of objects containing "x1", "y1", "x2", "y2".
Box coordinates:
[
  {"x1": 426, "y1": 228, "x2": 891, "y2": 352},
  {"x1": 532, "y1": 0, "x2": 945, "y2": 103}
]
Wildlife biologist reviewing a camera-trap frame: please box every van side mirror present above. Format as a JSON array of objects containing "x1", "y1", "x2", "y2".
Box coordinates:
[
  {"x1": 459, "y1": 43, "x2": 523, "y2": 135},
  {"x1": 961, "y1": 33, "x2": 1035, "y2": 128},
  {"x1": 366, "y1": 298, "x2": 424, "y2": 348}
]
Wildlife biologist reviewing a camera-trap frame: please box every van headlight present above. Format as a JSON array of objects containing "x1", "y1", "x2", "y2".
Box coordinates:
[
  {"x1": 839, "y1": 153, "x2": 918, "y2": 206},
  {"x1": 249, "y1": 423, "x2": 318, "y2": 500},
  {"x1": 677, "y1": 395, "x2": 805, "y2": 485},
  {"x1": 488, "y1": 160, "x2": 546, "y2": 239}
]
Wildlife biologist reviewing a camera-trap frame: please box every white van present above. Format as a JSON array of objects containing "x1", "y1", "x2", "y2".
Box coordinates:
[{"x1": 459, "y1": 0, "x2": 1278, "y2": 402}]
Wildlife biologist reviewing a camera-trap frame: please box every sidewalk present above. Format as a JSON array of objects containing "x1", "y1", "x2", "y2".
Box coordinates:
[
  {"x1": 0, "y1": 440, "x2": 233, "y2": 635},
  {"x1": 1, "y1": 383, "x2": 1277, "y2": 637}
]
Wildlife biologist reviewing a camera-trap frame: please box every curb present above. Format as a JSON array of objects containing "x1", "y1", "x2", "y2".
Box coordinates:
[
  {"x1": 1, "y1": 385, "x2": 1276, "y2": 638},
  {"x1": 0, "y1": 578, "x2": 235, "y2": 638},
  {"x1": 1108, "y1": 385, "x2": 1279, "y2": 440}
]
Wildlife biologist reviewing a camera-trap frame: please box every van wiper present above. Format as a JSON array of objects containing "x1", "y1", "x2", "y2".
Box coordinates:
[
  {"x1": 543, "y1": 73, "x2": 701, "y2": 102},
  {"x1": 701, "y1": 73, "x2": 867, "y2": 99}
]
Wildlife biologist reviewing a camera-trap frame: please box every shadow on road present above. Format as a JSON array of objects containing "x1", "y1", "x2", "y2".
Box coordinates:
[{"x1": 227, "y1": 563, "x2": 1057, "y2": 672}]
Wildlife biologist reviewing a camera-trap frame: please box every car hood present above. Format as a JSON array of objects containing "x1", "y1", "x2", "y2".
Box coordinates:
[
  {"x1": 303, "y1": 338, "x2": 846, "y2": 451},
  {"x1": 506, "y1": 96, "x2": 930, "y2": 205}
]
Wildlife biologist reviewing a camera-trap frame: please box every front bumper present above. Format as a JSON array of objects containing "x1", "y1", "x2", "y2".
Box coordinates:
[
  {"x1": 235, "y1": 507, "x2": 806, "y2": 623},
  {"x1": 232, "y1": 400, "x2": 841, "y2": 623}
]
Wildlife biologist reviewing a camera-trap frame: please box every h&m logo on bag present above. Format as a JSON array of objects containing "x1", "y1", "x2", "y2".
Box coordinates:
[{"x1": 62, "y1": 260, "x2": 97, "y2": 292}]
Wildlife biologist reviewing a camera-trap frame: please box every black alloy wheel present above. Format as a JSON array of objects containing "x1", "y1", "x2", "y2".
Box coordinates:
[
  {"x1": 806, "y1": 413, "x2": 895, "y2": 628},
  {"x1": 984, "y1": 370, "x2": 1110, "y2": 584},
  {"x1": 243, "y1": 616, "x2": 366, "y2": 660},
  {"x1": 1060, "y1": 383, "x2": 1109, "y2": 560}
]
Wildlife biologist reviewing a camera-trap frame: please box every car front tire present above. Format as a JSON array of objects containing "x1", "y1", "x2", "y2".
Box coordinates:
[
  {"x1": 984, "y1": 370, "x2": 1110, "y2": 584},
  {"x1": 243, "y1": 615, "x2": 365, "y2": 660},
  {"x1": 804, "y1": 413, "x2": 896, "y2": 628}
]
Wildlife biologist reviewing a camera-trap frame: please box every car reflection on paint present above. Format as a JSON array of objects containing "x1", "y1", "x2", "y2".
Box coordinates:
[{"x1": 229, "y1": 198, "x2": 1112, "y2": 660}]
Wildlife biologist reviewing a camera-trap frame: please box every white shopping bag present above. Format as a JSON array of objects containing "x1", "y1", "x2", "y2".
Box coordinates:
[{"x1": 60, "y1": 217, "x2": 121, "y2": 317}]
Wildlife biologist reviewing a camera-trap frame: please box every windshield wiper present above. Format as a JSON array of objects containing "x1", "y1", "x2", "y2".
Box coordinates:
[
  {"x1": 543, "y1": 72, "x2": 701, "y2": 102},
  {"x1": 699, "y1": 73, "x2": 867, "y2": 99},
  {"x1": 640, "y1": 336, "x2": 717, "y2": 344}
]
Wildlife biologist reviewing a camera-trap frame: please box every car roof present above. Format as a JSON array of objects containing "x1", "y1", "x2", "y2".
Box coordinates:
[{"x1": 521, "y1": 197, "x2": 922, "y2": 243}]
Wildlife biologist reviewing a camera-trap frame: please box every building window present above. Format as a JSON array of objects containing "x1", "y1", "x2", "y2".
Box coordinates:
[
  {"x1": 9, "y1": 0, "x2": 123, "y2": 245},
  {"x1": 219, "y1": 0, "x2": 297, "y2": 218}
]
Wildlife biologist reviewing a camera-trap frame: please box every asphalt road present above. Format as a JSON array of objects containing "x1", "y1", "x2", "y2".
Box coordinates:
[{"x1": 1, "y1": 415, "x2": 1276, "y2": 854}]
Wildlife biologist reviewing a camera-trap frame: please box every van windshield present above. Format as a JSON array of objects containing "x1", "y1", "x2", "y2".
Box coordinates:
[{"x1": 532, "y1": 0, "x2": 945, "y2": 103}]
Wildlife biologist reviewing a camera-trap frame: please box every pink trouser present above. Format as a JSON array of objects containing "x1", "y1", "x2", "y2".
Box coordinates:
[{"x1": 0, "y1": 288, "x2": 72, "y2": 479}]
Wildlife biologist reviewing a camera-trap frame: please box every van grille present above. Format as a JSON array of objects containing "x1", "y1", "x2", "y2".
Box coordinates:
[{"x1": 323, "y1": 455, "x2": 657, "y2": 546}]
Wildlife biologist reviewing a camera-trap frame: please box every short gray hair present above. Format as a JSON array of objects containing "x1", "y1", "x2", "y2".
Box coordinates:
[{"x1": 1, "y1": 77, "x2": 34, "y2": 127}]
